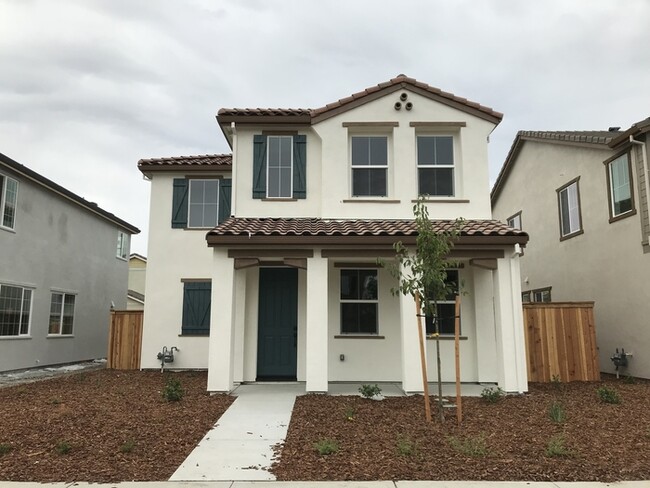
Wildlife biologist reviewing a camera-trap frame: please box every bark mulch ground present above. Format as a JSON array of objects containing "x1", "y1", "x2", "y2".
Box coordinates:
[
  {"x1": 272, "y1": 376, "x2": 650, "y2": 482},
  {"x1": 0, "y1": 369, "x2": 233, "y2": 482}
]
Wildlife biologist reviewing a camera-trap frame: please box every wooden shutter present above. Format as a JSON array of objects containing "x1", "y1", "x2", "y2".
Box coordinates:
[
  {"x1": 182, "y1": 282, "x2": 211, "y2": 335},
  {"x1": 218, "y1": 178, "x2": 232, "y2": 224},
  {"x1": 293, "y1": 135, "x2": 307, "y2": 199},
  {"x1": 252, "y1": 135, "x2": 267, "y2": 199},
  {"x1": 171, "y1": 178, "x2": 189, "y2": 228}
]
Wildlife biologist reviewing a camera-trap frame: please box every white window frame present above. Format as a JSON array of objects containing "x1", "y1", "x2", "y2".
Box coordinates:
[
  {"x1": 0, "y1": 174, "x2": 19, "y2": 231},
  {"x1": 557, "y1": 178, "x2": 582, "y2": 239},
  {"x1": 350, "y1": 135, "x2": 389, "y2": 197},
  {"x1": 116, "y1": 231, "x2": 129, "y2": 260},
  {"x1": 507, "y1": 212, "x2": 522, "y2": 230},
  {"x1": 522, "y1": 287, "x2": 551, "y2": 303},
  {"x1": 187, "y1": 179, "x2": 220, "y2": 228},
  {"x1": 48, "y1": 292, "x2": 76, "y2": 336},
  {"x1": 266, "y1": 135, "x2": 293, "y2": 199},
  {"x1": 416, "y1": 135, "x2": 455, "y2": 197},
  {"x1": 339, "y1": 268, "x2": 379, "y2": 335},
  {"x1": 607, "y1": 154, "x2": 634, "y2": 219},
  {"x1": 0, "y1": 283, "x2": 33, "y2": 337}
]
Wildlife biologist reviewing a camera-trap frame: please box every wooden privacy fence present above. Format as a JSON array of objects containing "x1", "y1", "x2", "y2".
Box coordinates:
[
  {"x1": 523, "y1": 302, "x2": 600, "y2": 382},
  {"x1": 107, "y1": 310, "x2": 143, "y2": 370}
]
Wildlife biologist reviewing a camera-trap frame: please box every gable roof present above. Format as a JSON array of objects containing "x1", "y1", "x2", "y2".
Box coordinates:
[
  {"x1": 491, "y1": 129, "x2": 621, "y2": 204},
  {"x1": 608, "y1": 116, "x2": 650, "y2": 148},
  {"x1": 0, "y1": 152, "x2": 139, "y2": 234},
  {"x1": 216, "y1": 75, "x2": 503, "y2": 128},
  {"x1": 137, "y1": 154, "x2": 232, "y2": 176}
]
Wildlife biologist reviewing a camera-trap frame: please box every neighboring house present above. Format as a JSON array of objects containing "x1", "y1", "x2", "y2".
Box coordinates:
[
  {"x1": 127, "y1": 253, "x2": 147, "y2": 310},
  {"x1": 0, "y1": 153, "x2": 139, "y2": 372},
  {"x1": 491, "y1": 118, "x2": 650, "y2": 379},
  {"x1": 139, "y1": 75, "x2": 529, "y2": 394}
]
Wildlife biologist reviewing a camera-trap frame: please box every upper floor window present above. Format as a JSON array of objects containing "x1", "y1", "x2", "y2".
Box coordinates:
[
  {"x1": 606, "y1": 153, "x2": 635, "y2": 221},
  {"x1": 253, "y1": 134, "x2": 306, "y2": 199},
  {"x1": 557, "y1": 178, "x2": 582, "y2": 240},
  {"x1": 0, "y1": 174, "x2": 18, "y2": 230},
  {"x1": 417, "y1": 136, "x2": 454, "y2": 197},
  {"x1": 507, "y1": 211, "x2": 522, "y2": 230},
  {"x1": 49, "y1": 292, "x2": 75, "y2": 335},
  {"x1": 116, "y1": 231, "x2": 129, "y2": 260},
  {"x1": 171, "y1": 178, "x2": 232, "y2": 229},
  {"x1": 0, "y1": 283, "x2": 32, "y2": 337},
  {"x1": 424, "y1": 269, "x2": 459, "y2": 335},
  {"x1": 351, "y1": 136, "x2": 388, "y2": 197},
  {"x1": 340, "y1": 269, "x2": 378, "y2": 334}
]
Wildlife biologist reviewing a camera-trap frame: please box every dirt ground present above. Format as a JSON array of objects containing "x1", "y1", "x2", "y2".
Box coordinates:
[
  {"x1": 272, "y1": 376, "x2": 650, "y2": 482},
  {"x1": 0, "y1": 369, "x2": 233, "y2": 482}
]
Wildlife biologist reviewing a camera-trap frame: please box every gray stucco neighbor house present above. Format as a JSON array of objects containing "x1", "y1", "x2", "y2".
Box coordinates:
[{"x1": 0, "y1": 152, "x2": 139, "y2": 372}]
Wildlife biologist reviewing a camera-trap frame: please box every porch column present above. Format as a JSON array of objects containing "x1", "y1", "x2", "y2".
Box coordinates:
[
  {"x1": 232, "y1": 267, "x2": 247, "y2": 383},
  {"x1": 399, "y1": 265, "x2": 425, "y2": 393},
  {"x1": 473, "y1": 267, "x2": 498, "y2": 383},
  {"x1": 493, "y1": 249, "x2": 528, "y2": 393},
  {"x1": 207, "y1": 248, "x2": 236, "y2": 392},
  {"x1": 306, "y1": 251, "x2": 328, "y2": 392}
]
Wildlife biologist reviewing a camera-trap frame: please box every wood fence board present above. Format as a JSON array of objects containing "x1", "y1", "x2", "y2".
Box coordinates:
[{"x1": 108, "y1": 311, "x2": 143, "y2": 370}]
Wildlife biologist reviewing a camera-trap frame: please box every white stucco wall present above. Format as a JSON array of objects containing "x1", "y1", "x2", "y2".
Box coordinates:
[{"x1": 493, "y1": 140, "x2": 650, "y2": 379}]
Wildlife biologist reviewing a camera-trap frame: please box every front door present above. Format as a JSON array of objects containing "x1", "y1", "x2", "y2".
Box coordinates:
[{"x1": 257, "y1": 267, "x2": 298, "y2": 380}]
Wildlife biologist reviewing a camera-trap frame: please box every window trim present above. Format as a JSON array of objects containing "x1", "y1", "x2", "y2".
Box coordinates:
[
  {"x1": 187, "y1": 178, "x2": 221, "y2": 229},
  {"x1": 416, "y1": 134, "x2": 456, "y2": 197},
  {"x1": 0, "y1": 173, "x2": 19, "y2": 231},
  {"x1": 339, "y1": 268, "x2": 379, "y2": 335},
  {"x1": 116, "y1": 231, "x2": 129, "y2": 260},
  {"x1": 350, "y1": 135, "x2": 389, "y2": 198},
  {"x1": 604, "y1": 151, "x2": 636, "y2": 223},
  {"x1": 522, "y1": 286, "x2": 552, "y2": 303},
  {"x1": 266, "y1": 135, "x2": 294, "y2": 199},
  {"x1": 0, "y1": 283, "x2": 33, "y2": 337},
  {"x1": 556, "y1": 177, "x2": 584, "y2": 241},
  {"x1": 48, "y1": 292, "x2": 76, "y2": 336},
  {"x1": 507, "y1": 211, "x2": 522, "y2": 230}
]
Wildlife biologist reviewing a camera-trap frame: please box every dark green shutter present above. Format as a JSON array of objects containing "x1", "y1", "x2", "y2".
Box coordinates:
[
  {"x1": 182, "y1": 282, "x2": 211, "y2": 335},
  {"x1": 293, "y1": 135, "x2": 307, "y2": 199},
  {"x1": 218, "y1": 178, "x2": 232, "y2": 224},
  {"x1": 253, "y1": 135, "x2": 267, "y2": 199},
  {"x1": 171, "y1": 178, "x2": 188, "y2": 228}
]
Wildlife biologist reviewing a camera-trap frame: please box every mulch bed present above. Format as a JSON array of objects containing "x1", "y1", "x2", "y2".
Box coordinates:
[
  {"x1": 0, "y1": 369, "x2": 233, "y2": 482},
  {"x1": 272, "y1": 376, "x2": 650, "y2": 482}
]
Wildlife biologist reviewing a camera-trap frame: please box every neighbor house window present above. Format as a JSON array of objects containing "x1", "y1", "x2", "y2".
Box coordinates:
[
  {"x1": 116, "y1": 231, "x2": 129, "y2": 260},
  {"x1": 189, "y1": 179, "x2": 219, "y2": 227},
  {"x1": 0, "y1": 174, "x2": 18, "y2": 230},
  {"x1": 0, "y1": 284, "x2": 32, "y2": 336},
  {"x1": 417, "y1": 136, "x2": 454, "y2": 196},
  {"x1": 340, "y1": 269, "x2": 378, "y2": 334},
  {"x1": 557, "y1": 178, "x2": 582, "y2": 239},
  {"x1": 424, "y1": 269, "x2": 459, "y2": 335},
  {"x1": 606, "y1": 153, "x2": 634, "y2": 220},
  {"x1": 507, "y1": 211, "x2": 522, "y2": 230},
  {"x1": 49, "y1": 292, "x2": 75, "y2": 335},
  {"x1": 182, "y1": 281, "x2": 211, "y2": 335},
  {"x1": 351, "y1": 136, "x2": 388, "y2": 197},
  {"x1": 267, "y1": 136, "x2": 293, "y2": 198},
  {"x1": 522, "y1": 287, "x2": 551, "y2": 303}
]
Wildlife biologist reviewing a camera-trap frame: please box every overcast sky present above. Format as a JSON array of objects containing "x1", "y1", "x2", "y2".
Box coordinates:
[{"x1": 1, "y1": 0, "x2": 649, "y2": 255}]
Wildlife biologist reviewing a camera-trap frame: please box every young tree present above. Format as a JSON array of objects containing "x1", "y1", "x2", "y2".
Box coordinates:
[{"x1": 386, "y1": 199, "x2": 463, "y2": 422}]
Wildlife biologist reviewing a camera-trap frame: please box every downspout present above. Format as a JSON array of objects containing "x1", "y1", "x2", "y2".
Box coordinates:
[
  {"x1": 511, "y1": 243, "x2": 526, "y2": 393},
  {"x1": 629, "y1": 135, "x2": 650, "y2": 241},
  {"x1": 231, "y1": 122, "x2": 237, "y2": 217}
]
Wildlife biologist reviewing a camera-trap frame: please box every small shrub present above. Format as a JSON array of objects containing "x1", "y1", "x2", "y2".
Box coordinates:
[
  {"x1": 623, "y1": 374, "x2": 637, "y2": 385},
  {"x1": 343, "y1": 405, "x2": 356, "y2": 421},
  {"x1": 545, "y1": 434, "x2": 572, "y2": 457},
  {"x1": 396, "y1": 436, "x2": 416, "y2": 456},
  {"x1": 549, "y1": 401, "x2": 566, "y2": 423},
  {"x1": 162, "y1": 377, "x2": 184, "y2": 402},
  {"x1": 358, "y1": 384, "x2": 382, "y2": 399},
  {"x1": 55, "y1": 441, "x2": 71, "y2": 455},
  {"x1": 597, "y1": 385, "x2": 621, "y2": 404},
  {"x1": 49, "y1": 397, "x2": 61, "y2": 405},
  {"x1": 551, "y1": 375, "x2": 563, "y2": 391},
  {"x1": 448, "y1": 434, "x2": 488, "y2": 457},
  {"x1": 480, "y1": 386, "x2": 504, "y2": 404},
  {"x1": 120, "y1": 439, "x2": 136, "y2": 453},
  {"x1": 0, "y1": 444, "x2": 12, "y2": 455},
  {"x1": 314, "y1": 438, "x2": 339, "y2": 455}
]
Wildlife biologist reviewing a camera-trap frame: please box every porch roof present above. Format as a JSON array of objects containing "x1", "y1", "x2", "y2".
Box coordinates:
[{"x1": 206, "y1": 217, "x2": 528, "y2": 247}]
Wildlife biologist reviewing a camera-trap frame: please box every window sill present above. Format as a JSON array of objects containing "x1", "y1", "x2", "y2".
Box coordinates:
[
  {"x1": 334, "y1": 334, "x2": 385, "y2": 339},
  {"x1": 47, "y1": 334, "x2": 74, "y2": 339},
  {"x1": 262, "y1": 198, "x2": 298, "y2": 202},
  {"x1": 609, "y1": 208, "x2": 636, "y2": 224},
  {"x1": 411, "y1": 198, "x2": 469, "y2": 203},
  {"x1": 0, "y1": 225, "x2": 16, "y2": 234},
  {"x1": 116, "y1": 256, "x2": 128, "y2": 262},
  {"x1": 0, "y1": 335, "x2": 31, "y2": 340},
  {"x1": 427, "y1": 335, "x2": 468, "y2": 341},
  {"x1": 559, "y1": 229, "x2": 584, "y2": 242},
  {"x1": 182, "y1": 227, "x2": 215, "y2": 231},
  {"x1": 178, "y1": 333, "x2": 210, "y2": 337},
  {"x1": 342, "y1": 199, "x2": 401, "y2": 204}
]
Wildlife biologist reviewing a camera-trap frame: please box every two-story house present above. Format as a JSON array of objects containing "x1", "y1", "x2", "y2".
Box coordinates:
[
  {"x1": 492, "y1": 118, "x2": 650, "y2": 379},
  {"x1": 0, "y1": 152, "x2": 139, "y2": 372},
  {"x1": 139, "y1": 76, "x2": 529, "y2": 394}
]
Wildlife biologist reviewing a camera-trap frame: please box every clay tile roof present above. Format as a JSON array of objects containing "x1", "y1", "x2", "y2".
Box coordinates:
[
  {"x1": 217, "y1": 75, "x2": 502, "y2": 125},
  {"x1": 206, "y1": 218, "x2": 528, "y2": 246},
  {"x1": 137, "y1": 154, "x2": 232, "y2": 174},
  {"x1": 518, "y1": 130, "x2": 620, "y2": 146}
]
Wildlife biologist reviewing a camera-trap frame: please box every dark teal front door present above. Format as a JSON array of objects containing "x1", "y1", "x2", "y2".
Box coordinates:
[{"x1": 257, "y1": 267, "x2": 298, "y2": 380}]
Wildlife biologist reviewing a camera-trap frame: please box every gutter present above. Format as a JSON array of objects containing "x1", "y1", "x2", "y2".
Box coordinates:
[{"x1": 629, "y1": 135, "x2": 650, "y2": 241}]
